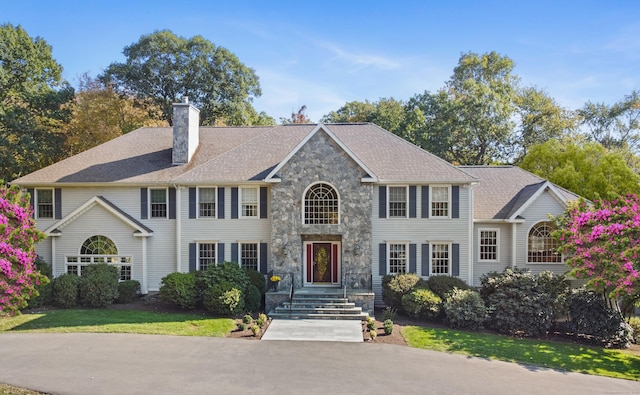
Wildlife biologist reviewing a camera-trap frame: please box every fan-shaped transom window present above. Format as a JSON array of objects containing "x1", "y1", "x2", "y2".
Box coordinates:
[
  {"x1": 65, "y1": 235, "x2": 132, "y2": 280},
  {"x1": 528, "y1": 222, "x2": 562, "y2": 263},
  {"x1": 304, "y1": 183, "x2": 339, "y2": 224},
  {"x1": 80, "y1": 235, "x2": 118, "y2": 255}
]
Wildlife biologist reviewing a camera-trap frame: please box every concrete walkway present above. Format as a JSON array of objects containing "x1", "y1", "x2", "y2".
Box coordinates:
[{"x1": 261, "y1": 319, "x2": 363, "y2": 342}]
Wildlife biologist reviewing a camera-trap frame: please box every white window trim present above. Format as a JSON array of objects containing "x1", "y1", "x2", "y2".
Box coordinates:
[
  {"x1": 35, "y1": 188, "x2": 55, "y2": 219},
  {"x1": 196, "y1": 241, "x2": 218, "y2": 270},
  {"x1": 430, "y1": 185, "x2": 451, "y2": 219},
  {"x1": 387, "y1": 241, "x2": 409, "y2": 274},
  {"x1": 239, "y1": 186, "x2": 259, "y2": 219},
  {"x1": 478, "y1": 228, "x2": 500, "y2": 262},
  {"x1": 148, "y1": 187, "x2": 168, "y2": 219},
  {"x1": 429, "y1": 242, "x2": 452, "y2": 276},
  {"x1": 239, "y1": 241, "x2": 260, "y2": 271},
  {"x1": 527, "y1": 222, "x2": 564, "y2": 264},
  {"x1": 387, "y1": 185, "x2": 409, "y2": 219},
  {"x1": 301, "y1": 181, "x2": 341, "y2": 225},
  {"x1": 65, "y1": 256, "x2": 133, "y2": 281},
  {"x1": 197, "y1": 186, "x2": 217, "y2": 219}
]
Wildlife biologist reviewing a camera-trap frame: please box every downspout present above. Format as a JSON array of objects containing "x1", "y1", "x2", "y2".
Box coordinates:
[
  {"x1": 175, "y1": 185, "x2": 182, "y2": 272},
  {"x1": 511, "y1": 222, "x2": 517, "y2": 269}
]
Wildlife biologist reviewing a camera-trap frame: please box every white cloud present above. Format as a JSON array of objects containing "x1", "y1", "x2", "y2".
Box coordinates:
[{"x1": 314, "y1": 40, "x2": 401, "y2": 71}]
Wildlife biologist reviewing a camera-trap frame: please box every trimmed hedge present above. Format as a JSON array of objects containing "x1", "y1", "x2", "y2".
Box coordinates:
[
  {"x1": 159, "y1": 272, "x2": 197, "y2": 309},
  {"x1": 382, "y1": 273, "x2": 425, "y2": 312},
  {"x1": 78, "y1": 264, "x2": 120, "y2": 308},
  {"x1": 52, "y1": 273, "x2": 79, "y2": 308},
  {"x1": 27, "y1": 256, "x2": 53, "y2": 308},
  {"x1": 203, "y1": 281, "x2": 245, "y2": 316},
  {"x1": 401, "y1": 288, "x2": 441, "y2": 320},
  {"x1": 426, "y1": 275, "x2": 470, "y2": 299},
  {"x1": 116, "y1": 280, "x2": 141, "y2": 304},
  {"x1": 442, "y1": 288, "x2": 487, "y2": 330},
  {"x1": 244, "y1": 284, "x2": 261, "y2": 312}
]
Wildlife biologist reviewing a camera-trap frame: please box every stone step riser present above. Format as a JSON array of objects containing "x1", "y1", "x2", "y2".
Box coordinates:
[
  {"x1": 284, "y1": 302, "x2": 356, "y2": 308},
  {"x1": 275, "y1": 308, "x2": 363, "y2": 314},
  {"x1": 268, "y1": 313, "x2": 368, "y2": 320}
]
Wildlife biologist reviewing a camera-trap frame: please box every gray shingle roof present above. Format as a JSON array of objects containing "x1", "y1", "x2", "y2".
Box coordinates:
[
  {"x1": 13, "y1": 123, "x2": 477, "y2": 185},
  {"x1": 460, "y1": 166, "x2": 581, "y2": 220}
]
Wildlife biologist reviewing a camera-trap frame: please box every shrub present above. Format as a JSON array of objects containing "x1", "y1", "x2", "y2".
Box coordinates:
[
  {"x1": 480, "y1": 268, "x2": 554, "y2": 337},
  {"x1": 383, "y1": 319, "x2": 393, "y2": 335},
  {"x1": 196, "y1": 262, "x2": 250, "y2": 299},
  {"x1": 52, "y1": 273, "x2": 79, "y2": 308},
  {"x1": 159, "y1": 272, "x2": 197, "y2": 310},
  {"x1": 78, "y1": 264, "x2": 120, "y2": 308},
  {"x1": 366, "y1": 316, "x2": 376, "y2": 331},
  {"x1": 116, "y1": 280, "x2": 141, "y2": 304},
  {"x1": 381, "y1": 306, "x2": 397, "y2": 322},
  {"x1": 203, "y1": 281, "x2": 244, "y2": 316},
  {"x1": 243, "y1": 314, "x2": 253, "y2": 324},
  {"x1": 629, "y1": 317, "x2": 640, "y2": 344},
  {"x1": 442, "y1": 288, "x2": 488, "y2": 330},
  {"x1": 401, "y1": 288, "x2": 442, "y2": 320},
  {"x1": 27, "y1": 256, "x2": 53, "y2": 308},
  {"x1": 251, "y1": 324, "x2": 260, "y2": 336},
  {"x1": 257, "y1": 313, "x2": 268, "y2": 328},
  {"x1": 369, "y1": 329, "x2": 377, "y2": 340},
  {"x1": 237, "y1": 322, "x2": 246, "y2": 331},
  {"x1": 245, "y1": 269, "x2": 266, "y2": 295},
  {"x1": 244, "y1": 284, "x2": 261, "y2": 312},
  {"x1": 568, "y1": 288, "x2": 632, "y2": 348},
  {"x1": 382, "y1": 273, "x2": 425, "y2": 312},
  {"x1": 426, "y1": 275, "x2": 470, "y2": 299}
]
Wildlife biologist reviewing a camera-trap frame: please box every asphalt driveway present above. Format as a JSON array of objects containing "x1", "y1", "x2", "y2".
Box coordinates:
[{"x1": 1, "y1": 333, "x2": 638, "y2": 395}]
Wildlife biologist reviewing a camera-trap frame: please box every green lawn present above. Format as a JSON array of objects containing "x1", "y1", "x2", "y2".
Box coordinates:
[
  {"x1": 0, "y1": 309, "x2": 235, "y2": 337},
  {"x1": 403, "y1": 325, "x2": 640, "y2": 381}
]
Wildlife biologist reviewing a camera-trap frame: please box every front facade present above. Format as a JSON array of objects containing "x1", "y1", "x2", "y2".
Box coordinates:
[{"x1": 13, "y1": 100, "x2": 579, "y2": 307}]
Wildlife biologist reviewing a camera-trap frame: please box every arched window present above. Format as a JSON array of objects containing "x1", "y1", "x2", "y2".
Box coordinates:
[
  {"x1": 65, "y1": 235, "x2": 132, "y2": 280},
  {"x1": 304, "y1": 183, "x2": 339, "y2": 224},
  {"x1": 81, "y1": 235, "x2": 118, "y2": 255},
  {"x1": 528, "y1": 222, "x2": 562, "y2": 263}
]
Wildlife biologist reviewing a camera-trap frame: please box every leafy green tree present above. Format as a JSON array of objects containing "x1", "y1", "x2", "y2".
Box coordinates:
[
  {"x1": 100, "y1": 30, "x2": 262, "y2": 126},
  {"x1": 0, "y1": 23, "x2": 74, "y2": 181},
  {"x1": 520, "y1": 138, "x2": 640, "y2": 200},
  {"x1": 321, "y1": 98, "x2": 406, "y2": 134},
  {"x1": 579, "y1": 91, "x2": 640, "y2": 152}
]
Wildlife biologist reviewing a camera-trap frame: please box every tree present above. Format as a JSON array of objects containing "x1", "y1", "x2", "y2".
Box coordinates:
[
  {"x1": 556, "y1": 196, "x2": 640, "y2": 302},
  {"x1": 321, "y1": 98, "x2": 406, "y2": 134},
  {"x1": 0, "y1": 183, "x2": 47, "y2": 315},
  {"x1": 65, "y1": 75, "x2": 167, "y2": 154},
  {"x1": 100, "y1": 30, "x2": 262, "y2": 126},
  {"x1": 281, "y1": 105, "x2": 311, "y2": 124},
  {"x1": 579, "y1": 91, "x2": 640, "y2": 152},
  {"x1": 520, "y1": 138, "x2": 640, "y2": 201},
  {"x1": 0, "y1": 23, "x2": 74, "y2": 181}
]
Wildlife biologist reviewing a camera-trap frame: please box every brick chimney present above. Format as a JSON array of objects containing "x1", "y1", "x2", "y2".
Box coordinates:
[{"x1": 172, "y1": 97, "x2": 200, "y2": 165}]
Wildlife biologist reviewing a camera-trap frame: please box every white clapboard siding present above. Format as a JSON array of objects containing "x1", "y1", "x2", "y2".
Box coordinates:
[{"x1": 472, "y1": 222, "x2": 512, "y2": 286}]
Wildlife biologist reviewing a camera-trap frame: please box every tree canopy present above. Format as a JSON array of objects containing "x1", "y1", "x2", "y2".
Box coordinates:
[{"x1": 100, "y1": 30, "x2": 263, "y2": 126}]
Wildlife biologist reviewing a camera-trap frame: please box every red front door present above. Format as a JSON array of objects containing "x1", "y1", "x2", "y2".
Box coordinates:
[{"x1": 305, "y1": 242, "x2": 340, "y2": 284}]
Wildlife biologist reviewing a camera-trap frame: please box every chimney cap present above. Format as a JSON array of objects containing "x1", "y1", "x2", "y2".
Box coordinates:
[{"x1": 182, "y1": 96, "x2": 189, "y2": 104}]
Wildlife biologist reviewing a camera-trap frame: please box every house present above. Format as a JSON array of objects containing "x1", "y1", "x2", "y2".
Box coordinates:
[{"x1": 12, "y1": 98, "x2": 579, "y2": 312}]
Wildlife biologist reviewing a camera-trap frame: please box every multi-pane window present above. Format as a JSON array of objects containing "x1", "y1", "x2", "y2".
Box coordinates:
[
  {"x1": 66, "y1": 236, "x2": 132, "y2": 280},
  {"x1": 388, "y1": 243, "x2": 407, "y2": 274},
  {"x1": 431, "y1": 186, "x2": 450, "y2": 218},
  {"x1": 388, "y1": 186, "x2": 407, "y2": 218},
  {"x1": 241, "y1": 243, "x2": 259, "y2": 271},
  {"x1": 36, "y1": 189, "x2": 54, "y2": 219},
  {"x1": 431, "y1": 243, "x2": 450, "y2": 275},
  {"x1": 479, "y1": 229, "x2": 498, "y2": 261},
  {"x1": 528, "y1": 222, "x2": 562, "y2": 263},
  {"x1": 199, "y1": 188, "x2": 216, "y2": 217},
  {"x1": 150, "y1": 189, "x2": 167, "y2": 218},
  {"x1": 198, "y1": 243, "x2": 216, "y2": 270},
  {"x1": 304, "y1": 183, "x2": 339, "y2": 224},
  {"x1": 241, "y1": 187, "x2": 258, "y2": 217}
]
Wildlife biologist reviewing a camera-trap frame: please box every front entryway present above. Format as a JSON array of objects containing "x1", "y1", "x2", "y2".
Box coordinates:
[{"x1": 304, "y1": 241, "x2": 340, "y2": 285}]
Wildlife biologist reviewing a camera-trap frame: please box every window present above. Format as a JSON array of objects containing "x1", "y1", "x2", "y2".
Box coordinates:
[
  {"x1": 240, "y1": 243, "x2": 259, "y2": 271},
  {"x1": 388, "y1": 186, "x2": 407, "y2": 218},
  {"x1": 528, "y1": 222, "x2": 562, "y2": 263},
  {"x1": 479, "y1": 229, "x2": 498, "y2": 261},
  {"x1": 388, "y1": 243, "x2": 407, "y2": 274},
  {"x1": 198, "y1": 243, "x2": 216, "y2": 270},
  {"x1": 431, "y1": 243, "x2": 450, "y2": 275},
  {"x1": 240, "y1": 187, "x2": 258, "y2": 218},
  {"x1": 304, "y1": 183, "x2": 339, "y2": 224},
  {"x1": 36, "y1": 189, "x2": 54, "y2": 219},
  {"x1": 198, "y1": 187, "x2": 216, "y2": 217},
  {"x1": 150, "y1": 188, "x2": 167, "y2": 218},
  {"x1": 431, "y1": 186, "x2": 450, "y2": 218},
  {"x1": 66, "y1": 235, "x2": 132, "y2": 280}
]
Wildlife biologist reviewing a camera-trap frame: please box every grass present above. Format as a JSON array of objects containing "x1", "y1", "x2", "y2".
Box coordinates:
[
  {"x1": 402, "y1": 325, "x2": 640, "y2": 381},
  {"x1": 0, "y1": 309, "x2": 235, "y2": 337}
]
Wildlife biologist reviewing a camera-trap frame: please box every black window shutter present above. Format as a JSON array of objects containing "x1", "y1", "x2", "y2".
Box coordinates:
[
  {"x1": 54, "y1": 188, "x2": 62, "y2": 219},
  {"x1": 217, "y1": 187, "x2": 225, "y2": 218},
  {"x1": 260, "y1": 243, "x2": 268, "y2": 274},
  {"x1": 379, "y1": 243, "x2": 387, "y2": 276},
  {"x1": 409, "y1": 243, "x2": 417, "y2": 273},
  {"x1": 452, "y1": 186, "x2": 460, "y2": 219},
  {"x1": 231, "y1": 243, "x2": 238, "y2": 263},
  {"x1": 27, "y1": 189, "x2": 34, "y2": 215},
  {"x1": 379, "y1": 186, "x2": 387, "y2": 219},
  {"x1": 169, "y1": 188, "x2": 176, "y2": 219},
  {"x1": 231, "y1": 187, "x2": 239, "y2": 219},
  {"x1": 422, "y1": 244, "x2": 430, "y2": 276},
  {"x1": 452, "y1": 243, "x2": 460, "y2": 276},
  {"x1": 189, "y1": 188, "x2": 197, "y2": 219},
  {"x1": 218, "y1": 243, "x2": 225, "y2": 264},
  {"x1": 140, "y1": 188, "x2": 148, "y2": 219},
  {"x1": 421, "y1": 186, "x2": 429, "y2": 218},
  {"x1": 260, "y1": 187, "x2": 268, "y2": 219},
  {"x1": 189, "y1": 243, "x2": 197, "y2": 272},
  {"x1": 409, "y1": 186, "x2": 417, "y2": 218}
]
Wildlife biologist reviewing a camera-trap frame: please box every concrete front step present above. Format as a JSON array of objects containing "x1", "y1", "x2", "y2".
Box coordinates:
[
  {"x1": 268, "y1": 312, "x2": 369, "y2": 320},
  {"x1": 275, "y1": 306, "x2": 362, "y2": 315},
  {"x1": 283, "y1": 302, "x2": 356, "y2": 308},
  {"x1": 268, "y1": 292, "x2": 369, "y2": 321}
]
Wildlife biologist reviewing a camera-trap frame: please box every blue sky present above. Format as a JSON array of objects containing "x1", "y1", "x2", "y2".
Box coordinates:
[{"x1": 4, "y1": 1, "x2": 639, "y2": 122}]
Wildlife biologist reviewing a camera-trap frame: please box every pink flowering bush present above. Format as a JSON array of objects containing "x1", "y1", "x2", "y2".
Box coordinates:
[
  {"x1": 556, "y1": 195, "x2": 640, "y2": 300},
  {"x1": 0, "y1": 183, "x2": 47, "y2": 315}
]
